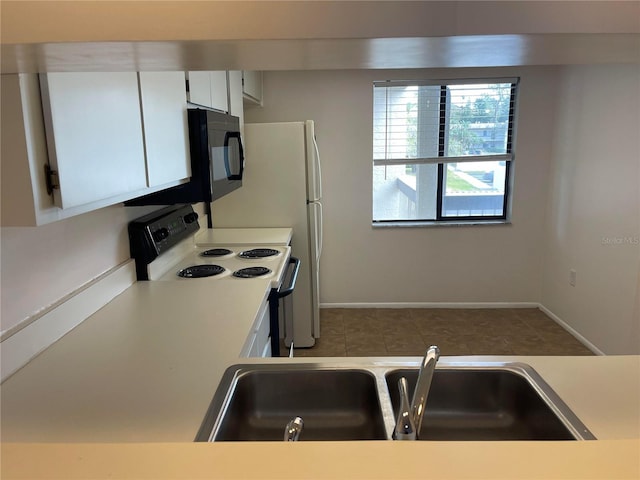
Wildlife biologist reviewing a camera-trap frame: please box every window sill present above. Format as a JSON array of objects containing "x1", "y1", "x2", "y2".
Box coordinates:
[{"x1": 372, "y1": 220, "x2": 512, "y2": 229}]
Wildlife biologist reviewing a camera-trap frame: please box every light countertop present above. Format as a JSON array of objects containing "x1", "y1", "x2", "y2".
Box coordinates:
[
  {"x1": 2, "y1": 439, "x2": 640, "y2": 480},
  {"x1": 1, "y1": 250, "x2": 639, "y2": 478},
  {"x1": 3, "y1": 320, "x2": 639, "y2": 443},
  {"x1": 0, "y1": 280, "x2": 272, "y2": 442},
  {"x1": 3, "y1": 354, "x2": 640, "y2": 480}
]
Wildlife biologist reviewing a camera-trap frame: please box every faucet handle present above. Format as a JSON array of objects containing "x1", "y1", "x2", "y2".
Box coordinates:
[
  {"x1": 284, "y1": 416, "x2": 304, "y2": 441},
  {"x1": 393, "y1": 377, "x2": 417, "y2": 440},
  {"x1": 427, "y1": 345, "x2": 440, "y2": 361}
]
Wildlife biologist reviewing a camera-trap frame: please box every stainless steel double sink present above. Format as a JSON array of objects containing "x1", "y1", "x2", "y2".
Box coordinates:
[{"x1": 195, "y1": 361, "x2": 595, "y2": 442}]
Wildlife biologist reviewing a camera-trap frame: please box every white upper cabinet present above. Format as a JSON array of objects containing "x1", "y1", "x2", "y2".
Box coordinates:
[
  {"x1": 186, "y1": 72, "x2": 212, "y2": 107},
  {"x1": 242, "y1": 71, "x2": 263, "y2": 105},
  {"x1": 187, "y1": 71, "x2": 229, "y2": 112},
  {"x1": 138, "y1": 72, "x2": 191, "y2": 187},
  {"x1": 209, "y1": 71, "x2": 229, "y2": 112},
  {"x1": 40, "y1": 72, "x2": 147, "y2": 209},
  {"x1": 1, "y1": 72, "x2": 192, "y2": 226},
  {"x1": 227, "y1": 71, "x2": 244, "y2": 133}
]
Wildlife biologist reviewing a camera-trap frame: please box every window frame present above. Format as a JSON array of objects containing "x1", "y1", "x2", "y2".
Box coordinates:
[{"x1": 372, "y1": 77, "x2": 519, "y2": 226}]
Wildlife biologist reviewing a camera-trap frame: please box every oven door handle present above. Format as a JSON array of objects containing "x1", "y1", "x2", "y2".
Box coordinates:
[
  {"x1": 275, "y1": 256, "x2": 300, "y2": 299},
  {"x1": 268, "y1": 257, "x2": 300, "y2": 357}
]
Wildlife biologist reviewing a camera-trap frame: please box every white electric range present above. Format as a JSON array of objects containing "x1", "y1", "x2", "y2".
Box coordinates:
[{"x1": 129, "y1": 205, "x2": 298, "y2": 357}]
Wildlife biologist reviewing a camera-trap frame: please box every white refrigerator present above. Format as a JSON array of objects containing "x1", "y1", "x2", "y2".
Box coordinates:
[{"x1": 211, "y1": 121, "x2": 322, "y2": 348}]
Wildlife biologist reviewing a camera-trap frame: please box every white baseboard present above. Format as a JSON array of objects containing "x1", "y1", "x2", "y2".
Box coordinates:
[
  {"x1": 1, "y1": 261, "x2": 136, "y2": 382},
  {"x1": 320, "y1": 302, "x2": 540, "y2": 309},
  {"x1": 538, "y1": 305, "x2": 605, "y2": 356}
]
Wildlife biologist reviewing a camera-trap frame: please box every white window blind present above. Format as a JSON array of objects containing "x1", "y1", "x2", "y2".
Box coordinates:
[{"x1": 373, "y1": 79, "x2": 517, "y2": 166}]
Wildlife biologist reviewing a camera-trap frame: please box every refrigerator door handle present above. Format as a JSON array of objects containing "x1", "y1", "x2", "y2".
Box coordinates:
[
  {"x1": 308, "y1": 201, "x2": 322, "y2": 340},
  {"x1": 313, "y1": 136, "x2": 322, "y2": 201},
  {"x1": 316, "y1": 202, "x2": 323, "y2": 262}
]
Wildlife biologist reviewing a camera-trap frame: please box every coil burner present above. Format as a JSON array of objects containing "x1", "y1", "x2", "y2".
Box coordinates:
[
  {"x1": 232, "y1": 266, "x2": 272, "y2": 278},
  {"x1": 201, "y1": 248, "x2": 234, "y2": 257},
  {"x1": 177, "y1": 265, "x2": 226, "y2": 278},
  {"x1": 238, "y1": 248, "x2": 280, "y2": 259}
]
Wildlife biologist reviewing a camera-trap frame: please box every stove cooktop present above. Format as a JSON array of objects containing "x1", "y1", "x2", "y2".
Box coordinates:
[
  {"x1": 129, "y1": 205, "x2": 291, "y2": 286},
  {"x1": 149, "y1": 243, "x2": 290, "y2": 286}
]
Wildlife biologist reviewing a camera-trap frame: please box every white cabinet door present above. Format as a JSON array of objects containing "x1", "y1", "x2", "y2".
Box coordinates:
[
  {"x1": 242, "y1": 71, "x2": 263, "y2": 105},
  {"x1": 255, "y1": 301, "x2": 271, "y2": 358},
  {"x1": 209, "y1": 71, "x2": 229, "y2": 112},
  {"x1": 228, "y1": 70, "x2": 244, "y2": 133},
  {"x1": 186, "y1": 71, "x2": 212, "y2": 108},
  {"x1": 40, "y1": 72, "x2": 147, "y2": 209},
  {"x1": 138, "y1": 72, "x2": 190, "y2": 187},
  {"x1": 187, "y1": 71, "x2": 229, "y2": 112},
  {"x1": 239, "y1": 300, "x2": 271, "y2": 358}
]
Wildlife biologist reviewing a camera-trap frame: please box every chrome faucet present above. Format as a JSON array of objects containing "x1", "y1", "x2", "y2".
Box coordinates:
[{"x1": 393, "y1": 345, "x2": 440, "y2": 440}]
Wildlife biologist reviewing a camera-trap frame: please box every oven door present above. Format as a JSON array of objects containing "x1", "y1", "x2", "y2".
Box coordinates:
[{"x1": 268, "y1": 257, "x2": 300, "y2": 357}]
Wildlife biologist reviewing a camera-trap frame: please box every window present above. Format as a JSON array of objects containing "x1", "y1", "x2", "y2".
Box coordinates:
[{"x1": 373, "y1": 78, "x2": 518, "y2": 224}]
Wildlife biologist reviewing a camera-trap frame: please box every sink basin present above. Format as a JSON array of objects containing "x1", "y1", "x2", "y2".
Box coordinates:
[
  {"x1": 198, "y1": 367, "x2": 387, "y2": 441},
  {"x1": 196, "y1": 362, "x2": 594, "y2": 442},
  {"x1": 385, "y1": 366, "x2": 593, "y2": 441}
]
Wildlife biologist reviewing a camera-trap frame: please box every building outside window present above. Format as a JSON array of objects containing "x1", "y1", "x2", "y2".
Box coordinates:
[{"x1": 372, "y1": 78, "x2": 519, "y2": 224}]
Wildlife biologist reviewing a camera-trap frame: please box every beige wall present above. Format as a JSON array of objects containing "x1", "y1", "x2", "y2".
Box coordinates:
[
  {"x1": 4, "y1": 64, "x2": 637, "y2": 357},
  {"x1": 245, "y1": 67, "x2": 557, "y2": 305},
  {"x1": 0, "y1": 205, "x2": 148, "y2": 334},
  {"x1": 541, "y1": 64, "x2": 640, "y2": 354}
]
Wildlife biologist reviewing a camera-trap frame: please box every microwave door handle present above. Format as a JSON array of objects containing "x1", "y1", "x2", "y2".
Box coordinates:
[
  {"x1": 223, "y1": 132, "x2": 232, "y2": 178},
  {"x1": 224, "y1": 131, "x2": 244, "y2": 181},
  {"x1": 237, "y1": 133, "x2": 244, "y2": 180}
]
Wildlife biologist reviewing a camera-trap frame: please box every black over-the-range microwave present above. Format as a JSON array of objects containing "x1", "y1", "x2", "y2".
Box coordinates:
[{"x1": 126, "y1": 108, "x2": 244, "y2": 207}]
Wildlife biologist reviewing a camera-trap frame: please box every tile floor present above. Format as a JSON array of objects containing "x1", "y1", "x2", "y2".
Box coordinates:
[{"x1": 290, "y1": 308, "x2": 594, "y2": 357}]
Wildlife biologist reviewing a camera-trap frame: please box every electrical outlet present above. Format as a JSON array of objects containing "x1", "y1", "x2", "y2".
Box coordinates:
[{"x1": 569, "y1": 269, "x2": 577, "y2": 287}]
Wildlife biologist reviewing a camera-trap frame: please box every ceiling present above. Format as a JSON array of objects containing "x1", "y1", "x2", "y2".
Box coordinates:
[
  {"x1": 2, "y1": 34, "x2": 639, "y2": 74},
  {"x1": 1, "y1": 1, "x2": 639, "y2": 73}
]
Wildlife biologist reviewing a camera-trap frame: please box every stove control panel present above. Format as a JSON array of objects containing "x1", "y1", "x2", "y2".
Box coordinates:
[{"x1": 128, "y1": 204, "x2": 200, "y2": 280}]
